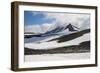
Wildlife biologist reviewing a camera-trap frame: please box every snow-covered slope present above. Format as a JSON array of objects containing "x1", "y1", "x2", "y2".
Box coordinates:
[
  {"x1": 24, "y1": 24, "x2": 80, "y2": 43},
  {"x1": 25, "y1": 32, "x2": 90, "y2": 50}
]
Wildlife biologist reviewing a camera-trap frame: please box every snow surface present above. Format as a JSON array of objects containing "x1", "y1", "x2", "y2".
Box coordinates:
[
  {"x1": 25, "y1": 53, "x2": 90, "y2": 62},
  {"x1": 25, "y1": 33, "x2": 90, "y2": 50}
]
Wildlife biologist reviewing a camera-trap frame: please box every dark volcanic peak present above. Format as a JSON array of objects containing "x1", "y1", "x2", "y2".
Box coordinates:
[
  {"x1": 65, "y1": 23, "x2": 79, "y2": 31},
  {"x1": 43, "y1": 23, "x2": 79, "y2": 34}
]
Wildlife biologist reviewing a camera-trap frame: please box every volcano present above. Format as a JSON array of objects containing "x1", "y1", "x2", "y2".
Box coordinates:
[{"x1": 24, "y1": 23, "x2": 79, "y2": 38}]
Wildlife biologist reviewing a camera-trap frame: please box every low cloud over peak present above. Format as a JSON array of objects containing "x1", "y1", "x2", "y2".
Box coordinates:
[{"x1": 24, "y1": 11, "x2": 90, "y2": 34}]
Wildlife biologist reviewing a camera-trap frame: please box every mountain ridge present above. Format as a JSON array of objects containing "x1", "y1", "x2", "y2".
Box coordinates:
[{"x1": 48, "y1": 29, "x2": 90, "y2": 42}]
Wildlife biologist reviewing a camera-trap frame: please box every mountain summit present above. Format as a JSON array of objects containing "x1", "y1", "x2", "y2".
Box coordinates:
[
  {"x1": 65, "y1": 23, "x2": 79, "y2": 31},
  {"x1": 43, "y1": 23, "x2": 79, "y2": 34}
]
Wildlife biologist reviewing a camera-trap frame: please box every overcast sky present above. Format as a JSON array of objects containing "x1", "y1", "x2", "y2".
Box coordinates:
[{"x1": 24, "y1": 11, "x2": 90, "y2": 33}]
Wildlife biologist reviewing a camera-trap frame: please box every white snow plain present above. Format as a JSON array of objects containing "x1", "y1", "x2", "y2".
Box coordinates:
[{"x1": 25, "y1": 53, "x2": 90, "y2": 62}]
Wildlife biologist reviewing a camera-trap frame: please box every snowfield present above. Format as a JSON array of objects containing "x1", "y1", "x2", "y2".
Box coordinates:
[
  {"x1": 25, "y1": 53, "x2": 90, "y2": 62},
  {"x1": 25, "y1": 33, "x2": 90, "y2": 50}
]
